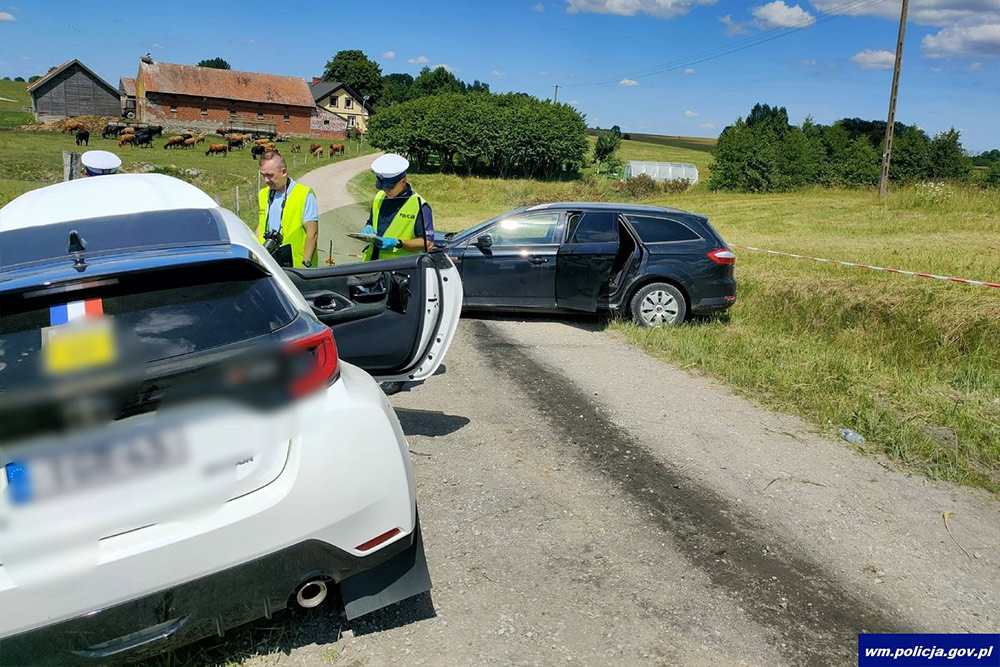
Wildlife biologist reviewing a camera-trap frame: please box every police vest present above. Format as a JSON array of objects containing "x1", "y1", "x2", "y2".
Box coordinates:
[
  {"x1": 257, "y1": 182, "x2": 318, "y2": 268},
  {"x1": 363, "y1": 190, "x2": 426, "y2": 262}
]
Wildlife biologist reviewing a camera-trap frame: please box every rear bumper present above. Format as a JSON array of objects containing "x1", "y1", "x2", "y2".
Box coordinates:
[
  {"x1": 0, "y1": 527, "x2": 430, "y2": 665},
  {"x1": 691, "y1": 294, "x2": 736, "y2": 314}
]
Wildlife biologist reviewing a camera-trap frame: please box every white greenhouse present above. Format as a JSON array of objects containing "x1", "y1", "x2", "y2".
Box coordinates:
[{"x1": 623, "y1": 161, "x2": 699, "y2": 185}]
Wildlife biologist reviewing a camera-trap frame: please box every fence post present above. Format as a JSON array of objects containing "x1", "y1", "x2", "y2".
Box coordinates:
[
  {"x1": 63, "y1": 151, "x2": 80, "y2": 181},
  {"x1": 235, "y1": 185, "x2": 240, "y2": 215}
]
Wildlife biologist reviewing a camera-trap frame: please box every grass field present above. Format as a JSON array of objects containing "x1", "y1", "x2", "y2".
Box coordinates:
[
  {"x1": 352, "y1": 145, "x2": 1000, "y2": 494},
  {"x1": 0, "y1": 80, "x2": 35, "y2": 128},
  {"x1": 0, "y1": 128, "x2": 375, "y2": 227}
]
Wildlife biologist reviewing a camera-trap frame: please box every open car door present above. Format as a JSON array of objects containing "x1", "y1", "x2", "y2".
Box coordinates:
[
  {"x1": 284, "y1": 252, "x2": 463, "y2": 383},
  {"x1": 555, "y1": 210, "x2": 620, "y2": 312}
]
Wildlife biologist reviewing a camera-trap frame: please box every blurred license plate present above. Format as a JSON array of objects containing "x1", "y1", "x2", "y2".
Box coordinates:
[
  {"x1": 4, "y1": 428, "x2": 187, "y2": 506},
  {"x1": 42, "y1": 319, "x2": 117, "y2": 375}
]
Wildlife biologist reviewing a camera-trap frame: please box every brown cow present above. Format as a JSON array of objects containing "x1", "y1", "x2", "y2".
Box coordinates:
[
  {"x1": 182, "y1": 137, "x2": 196, "y2": 148},
  {"x1": 290, "y1": 144, "x2": 301, "y2": 153},
  {"x1": 164, "y1": 135, "x2": 185, "y2": 149},
  {"x1": 253, "y1": 138, "x2": 272, "y2": 146},
  {"x1": 309, "y1": 143, "x2": 323, "y2": 158},
  {"x1": 62, "y1": 120, "x2": 85, "y2": 133},
  {"x1": 205, "y1": 143, "x2": 228, "y2": 156},
  {"x1": 329, "y1": 143, "x2": 345, "y2": 157},
  {"x1": 195, "y1": 135, "x2": 205, "y2": 144},
  {"x1": 216, "y1": 126, "x2": 229, "y2": 134},
  {"x1": 118, "y1": 133, "x2": 136, "y2": 147}
]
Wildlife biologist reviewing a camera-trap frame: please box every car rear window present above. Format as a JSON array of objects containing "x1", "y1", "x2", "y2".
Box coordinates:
[
  {"x1": 625, "y1": 215, "x2": 702, "y2": 243},
  {"x1": 0, "y1": 260, "x2": 296, "y2": 390}
]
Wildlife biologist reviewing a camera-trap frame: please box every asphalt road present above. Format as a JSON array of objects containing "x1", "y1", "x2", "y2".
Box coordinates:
[{"x1": 171, "y1": 159, "x2": 999, "y2": 667}]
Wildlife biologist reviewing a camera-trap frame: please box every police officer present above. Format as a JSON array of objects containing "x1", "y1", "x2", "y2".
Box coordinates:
[
  {"x1": 362, "y1": 154, "x2": 434, "y2": 262},
  {"x1": 80, "y1": 150, "x2": 122, "y2": 176},
  {"x1": 257, "y1": 150, "x2": 319, "y2": 268}
]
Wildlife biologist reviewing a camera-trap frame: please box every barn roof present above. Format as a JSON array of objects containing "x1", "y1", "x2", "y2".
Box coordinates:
[
  {"x1": 120, "y1": 77, "x2": 136, "y2": 97},
  {"x1": 139, "y1": 61, "x2": 314, "y2": 108},
  {"x1": 27, "y1": 59, "x2": 119, "y2": 97}
]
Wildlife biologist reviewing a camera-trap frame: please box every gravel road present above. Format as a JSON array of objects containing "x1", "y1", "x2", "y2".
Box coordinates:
[{"x1": 170, "y1": 159, "x2": 998, "y2": 667}]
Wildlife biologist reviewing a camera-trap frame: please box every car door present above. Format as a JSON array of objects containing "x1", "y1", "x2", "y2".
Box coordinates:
[
  {"x1": 459, "y1": 210, "x2": 563, "y2": 308},
  {"x1": 283, "y1": 252, "x2": 463, "y2": 383},
  {"x1": 555, "y1": 210, "x2": 621, "y2": 312}
]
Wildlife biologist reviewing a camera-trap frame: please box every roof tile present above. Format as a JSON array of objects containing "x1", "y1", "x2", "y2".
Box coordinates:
[{"x1": 140, "y1": 61, "x2": 314, "y2": 108}]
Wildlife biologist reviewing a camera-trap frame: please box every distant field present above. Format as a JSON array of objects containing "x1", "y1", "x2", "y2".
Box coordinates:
[
  {"x1": 626, "y1": 132, "x2": 717, "y2": 153},
  {"x1": 585, "y1": 134, "x2": 714, "y2": 183},
  {"x1": 0, "y1": 128, "x2": 375, "y2": 228},
  {"x1": 0, "y1": 80, "x2": 30, "y2": 110}
]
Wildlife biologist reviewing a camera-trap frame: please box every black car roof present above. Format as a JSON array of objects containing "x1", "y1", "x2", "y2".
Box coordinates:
[{"x1": 526, "y1": 201, "x2": 699, "y2": 216}]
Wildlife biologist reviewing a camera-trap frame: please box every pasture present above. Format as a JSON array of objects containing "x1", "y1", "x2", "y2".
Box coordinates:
[
  {"x1": 0, "y1": 127, "x2": 376, "y2": 227},
  {"x1": 351, "y1": 146, "x2": 1000, "y2": 493},
  {"x1": 0, "y1": 80, "x2": 34, "y2": 128}
]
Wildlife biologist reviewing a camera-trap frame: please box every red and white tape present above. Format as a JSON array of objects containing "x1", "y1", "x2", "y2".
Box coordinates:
[{"x1": 732, "y1": 245, "x2": 1000, "y2": 290}]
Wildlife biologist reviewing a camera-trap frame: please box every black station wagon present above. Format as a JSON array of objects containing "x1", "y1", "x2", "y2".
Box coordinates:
[{"x1": 436, "y1": 202, "x2": 736, "y2": 326}]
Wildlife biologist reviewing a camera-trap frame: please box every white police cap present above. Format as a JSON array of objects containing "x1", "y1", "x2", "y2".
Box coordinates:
[
  {"x1": 81, "y1": 150, "x2": 122, "y2": 176},
  {"x1": 371, "y1": 153, "x2": 409, "y2": 180}
]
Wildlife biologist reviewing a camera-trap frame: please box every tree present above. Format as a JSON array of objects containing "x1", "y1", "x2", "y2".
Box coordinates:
[
  {"x1": 27, "y1": 75, "x2": 40, "y2": 83},
  {"x1": 889, "y1": 125, "x2": 931, "y2": 184},
  {"x1": 381, "y1": 72, "x2": 414, "y2": 107},
  {"x1": 929, "y1": 128, "x2": 971, "y2": 181},
  {"x1": 412, "y1": 66, "x2": 463, "y2": 98},
  {"x1": 197, "y1": 58, "x2": 231, "y2": 70},
  {"x1": 13, "y1": 76, "x2": 24, "y2": 82},
  {"x1": 610, "y1": 125, "x2": 622, "y2": 137},
  {"x1": 593, "y1": 132, "x2": 621, "y2": 173},
  {"x1": 983, "y1": 160, "x2": 1000, "y2": 189},
  {"x1": 465, "y1": 80, "x2": 490, "y2": 94},
  {"x1": 322, "y1": 50, "x2": 383, "y2": 106}
]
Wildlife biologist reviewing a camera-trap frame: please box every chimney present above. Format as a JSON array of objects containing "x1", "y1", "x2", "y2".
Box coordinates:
[{"x1": 311, "y1": 77, "x2": 323, "y2": 85}]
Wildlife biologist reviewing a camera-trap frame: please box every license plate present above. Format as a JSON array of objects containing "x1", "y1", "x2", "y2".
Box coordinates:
[
  {"x1": 4, "y1": 428, "x2": 187, "y2": 506},
  {"x1": 41, "y1": 319, "x2": 117, "y2": 375}
]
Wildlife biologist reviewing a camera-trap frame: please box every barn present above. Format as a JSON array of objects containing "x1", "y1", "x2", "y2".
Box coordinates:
[
  {"x1": 28, "y1": 59, "x2": 121, "y2": 123},
  {"x1": 135, "y1": 60, "x2": 316, "y2": 136},
  {"x1": 119, "y1": 77, "x2": 136, "y2": 119}
]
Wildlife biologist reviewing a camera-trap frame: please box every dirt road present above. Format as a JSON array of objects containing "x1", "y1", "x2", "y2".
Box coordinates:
[{"x1": 173, "y1": 160, "x2": 998, "y2": 666}]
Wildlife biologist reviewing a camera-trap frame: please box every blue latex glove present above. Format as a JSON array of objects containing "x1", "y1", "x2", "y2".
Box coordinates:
[
  {"x1": 362, "y1": 224, "x2": 376, "y2": 236},
  {"x1": 376, "y1": 236, "x2": 400, "y2": 250}
]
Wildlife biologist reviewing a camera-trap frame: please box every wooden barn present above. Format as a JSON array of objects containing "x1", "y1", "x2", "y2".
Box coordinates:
[
  {"x1": 135, "y1": 59, "x2": 316, "y2": 135},
  {"x1": 28, "y1": 59, "x2": 121, "y2": 123}
]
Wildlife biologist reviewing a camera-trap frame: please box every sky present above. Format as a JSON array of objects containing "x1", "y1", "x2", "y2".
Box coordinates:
[{"x1": 1, "y1": 0, "x2": 997, "y2": 151}]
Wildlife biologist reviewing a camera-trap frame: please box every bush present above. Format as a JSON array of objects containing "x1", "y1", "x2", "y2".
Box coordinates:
[
  {"x1": 611, "y1": 173, "x2": 659, "y2": 198},
  {"x1": 661, "y1": 178, "x2": 691, "y2": 195},
  {"x1": 982, "y1": 160, "x2": 1000, "y2": 189}
]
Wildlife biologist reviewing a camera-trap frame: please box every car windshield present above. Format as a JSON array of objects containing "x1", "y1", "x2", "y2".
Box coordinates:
[
  {"x1": 0, "y1": 259, "x2": 296, "y2": 391},
  {"x1": 456, "y1": 207, "x2": 529, "y2": 242}
]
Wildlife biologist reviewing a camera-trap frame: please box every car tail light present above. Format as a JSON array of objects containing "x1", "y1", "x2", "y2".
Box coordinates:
[
  {"x1": 356, "y1": 527, "x2": 402, "y2": 552},
  {"x1": 708, "y1": 248, "x2": 736, "y2": 265},
  {"x1": 286, "y1": 329, "x2": 339, "y2": 397}
]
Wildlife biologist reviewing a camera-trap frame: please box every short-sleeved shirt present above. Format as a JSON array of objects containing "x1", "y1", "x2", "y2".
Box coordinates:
[
  {"x1": 266, "y1": 178, "x2": 318, "y2": 234},
  {"x1": 366, "y1": 185, "x2": 433, "y2": 260}
]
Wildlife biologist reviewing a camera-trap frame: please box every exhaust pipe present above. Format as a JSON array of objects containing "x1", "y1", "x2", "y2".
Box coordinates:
[{"x1": 295, "y1": 579, "x2": 328, "y2": 608}]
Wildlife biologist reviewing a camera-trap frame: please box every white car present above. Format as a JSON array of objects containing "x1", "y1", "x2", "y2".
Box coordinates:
[{"x1": 0, "y1": 174, "x2": 462, "y2": 663}]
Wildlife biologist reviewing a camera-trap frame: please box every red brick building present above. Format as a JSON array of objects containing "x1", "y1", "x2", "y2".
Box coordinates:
[{"x1": 135, "y1": 60, "x2": 316, "y2": 135}]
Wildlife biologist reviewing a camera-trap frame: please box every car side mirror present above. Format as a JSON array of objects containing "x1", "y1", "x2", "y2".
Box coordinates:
[{"x1": 476, "y1": 234, "x2": 493, "y2": 250}]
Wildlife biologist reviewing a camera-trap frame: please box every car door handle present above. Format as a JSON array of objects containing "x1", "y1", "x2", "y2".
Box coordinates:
[{"x1": 529, "y1": 256, "x2": 549, "y2": 265}]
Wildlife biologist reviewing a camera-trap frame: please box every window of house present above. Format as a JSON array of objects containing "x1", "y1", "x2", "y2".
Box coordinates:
[
  {"x1": 200, "y1": 107, "x2": 208, "y2": 115},
  {"x1": 347, "y1": 116, "x2": 355, "y2": 128},
  {"x1": 283, "y1": 114, "x2": 290, "y2": 123},
  {"x1": 344, "y1": 97, "x2": 353, "y2": 109},
  {"x1": 257, "y1": 112, "x2": 264, "y2": 120},
  {"x1": 329, "y1": 97, "x2": 338, "y2": 108},
  {"x1": 323, "y1": 119, "x2": 330, "y2": 126},
  {"x1": 229, "y1": 110, "x2": 237, "y2": 120},
  {"x1": 169, "y1": 105, "x2": 177, "y2": 113}
]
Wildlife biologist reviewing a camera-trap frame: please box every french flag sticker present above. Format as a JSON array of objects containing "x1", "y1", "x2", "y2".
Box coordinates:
[{"x1": 50, "y1": 298, "x2": 103, "y2": 326}]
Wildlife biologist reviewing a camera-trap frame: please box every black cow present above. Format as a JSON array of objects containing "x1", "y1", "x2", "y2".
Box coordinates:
[
  {"x1": 75, "y1": 130, "x2": 90, "y2": 146},
  {"x1": 101, "y1": 124, "x2": 119, "y2": 139},
  {"x1": 147, "y1": 125, "x2": 164, "y2": 137},
  {"x1": 250, "y1": 144, "x2": 265, "y2": 159},
  {"x1": 134, "y1": 131, "x2": 153, "y2": 148},
  {"x1": 227, "y1": 138, "x2": 245, "y2": 151}
]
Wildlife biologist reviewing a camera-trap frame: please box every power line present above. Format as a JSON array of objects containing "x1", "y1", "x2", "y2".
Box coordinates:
[{"x1": 560, "y1": 0, "x2": 891, "y2": 88}]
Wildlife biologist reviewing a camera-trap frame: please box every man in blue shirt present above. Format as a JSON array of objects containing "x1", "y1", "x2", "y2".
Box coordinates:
[{"x1": 259, "y1": 151, "x2": 319, "y2": 267}]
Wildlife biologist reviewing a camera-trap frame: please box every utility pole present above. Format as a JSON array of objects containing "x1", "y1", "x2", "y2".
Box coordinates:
[
  {"x1": 878, "y1": 0, "x2": 909, "y2": 200},
  {"x1": 553, "y1": 84, "x2": 559, "y2": 103}
]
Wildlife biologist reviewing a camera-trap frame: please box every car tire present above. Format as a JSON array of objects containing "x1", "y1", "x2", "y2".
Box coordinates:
[{"x1": 630, "y1": 282, "x2": 687, "y2": 327}]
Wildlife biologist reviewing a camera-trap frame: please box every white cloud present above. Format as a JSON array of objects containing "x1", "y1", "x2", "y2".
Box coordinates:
[
  {"x1": 850, "y1": 49, "x2": 895, "y2": 70},
  {"x1": 0, "y1": 11, "x2": 15, "y2": 20},
  {"x1": 619, "y1": 77, "x2": 639, "y2": 86},
  {"x1": 798, "y1": 58, "x2": 817, "y2": 65},
  {"x1": 534, "y1": 2, "x2": 545, "y2": 10},
  {"x1": 969, "y1": 61, "x2": 983, "y2": 70},
  {"x1": 699, "y1": 122, "x2": 716, "y2": 128},
  {"x1": 566, "y1": 0, "x2": 720, "y2": 20},
  {"x1": 811, "y1": 0, "x2": 999, "y2": 29},
  {"x1": 922, "y1": 20, "x2": 1000, "y2": 57},
  {"x1": 683, "y1": 67, "x2": 695, "y2": 74},
  {"x1": 684, "y1": 109, "x2": 698, "y2": 117},
  {"x1": 236, "y1": 38, "x2": 256, "y2": 44},
  {"x1": 568, "y1": 99, "x2": 580, "y2": 104},
  {"x1": 719, "y1": 13, "x2": 748, "y2": 35},
  {"x1": 433, "y1": 63, "x2": 455, "y2": 72},
  {"x1": 408, "y1": 55, "x2": 430, "y2": 64},
  {"x1": 382, "y1": 51, "x2": 395, "y2": 58},
  {"x1": 491, "y1": 69, "x2": 506, "y2": 76},
  {"x1": 152, "y1": 43, "x2": 166, "y2": 50},
  {"x1": 751, "y1": 1, "x2": 814, "y2": 28}
]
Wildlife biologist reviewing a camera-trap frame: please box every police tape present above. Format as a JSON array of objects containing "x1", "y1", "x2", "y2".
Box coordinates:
[{"x1": 731, "y1": 245, "x2": 1000, "y2": 290}]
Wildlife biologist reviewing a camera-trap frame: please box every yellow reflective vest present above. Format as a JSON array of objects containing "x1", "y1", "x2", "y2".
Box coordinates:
[
  {"x1": 257, "y1": 182, "x2": 318, "y2": 268},
  {"x1": 363, "y1": 190, "x2": 427, "y2": 262}
]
